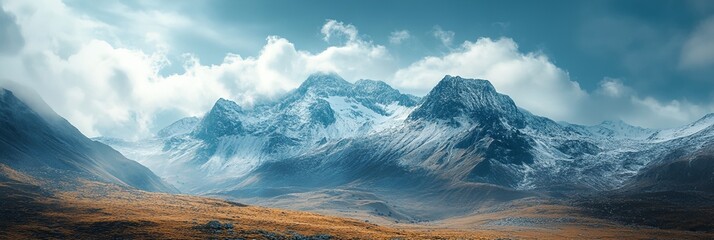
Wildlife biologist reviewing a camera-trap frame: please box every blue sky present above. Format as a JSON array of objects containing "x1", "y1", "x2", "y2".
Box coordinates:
[
  {"x1": 67, "y1": 0, "x2": 714, "y2": 100},
  {"x1": 1, "y1": 0, "x2": 713, "y2": 138}
]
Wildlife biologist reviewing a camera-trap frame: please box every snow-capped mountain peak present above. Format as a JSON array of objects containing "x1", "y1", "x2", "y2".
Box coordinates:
[
  {"x1": 193, "y1": 98, "x2": 245, "y2": 139},
  {"x1": 98, "y1": 73, "x2": 714, "y2": 198},
  {"x1": 296, "y1": 72, "x2": 352, "y2": 97},
  {"x1": 408, "y1": 75, "x2": 523, "y2": 126},
  {"x1": 213, "y1": 98, "x2": 243, "y2": 112}
]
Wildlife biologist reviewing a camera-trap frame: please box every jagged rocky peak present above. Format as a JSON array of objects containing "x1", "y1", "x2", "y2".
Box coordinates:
[
  {"x1": 354, "y1": 79, "x2": 419, "y2": 107},
  {"x1": 297, "y1": 72, "x2": 353, "y2": 96},
  {"x1": 193, "y1": 98, "x2": 245, "y2": 139},
  {"x1": 213, "y1": 98, "x2": 243, "y2": 113},
  {"x1": 408, "y1": 75, "x2": 523, "y2": 125}
]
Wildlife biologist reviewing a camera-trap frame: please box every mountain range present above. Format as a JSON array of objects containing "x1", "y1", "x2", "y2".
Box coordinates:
[
  {"x1": 97, "y1": 73, "x2": 714, "y2": 222},
  {"x1": 0, "y1": 83, "x2": 176, "y2": 193}
]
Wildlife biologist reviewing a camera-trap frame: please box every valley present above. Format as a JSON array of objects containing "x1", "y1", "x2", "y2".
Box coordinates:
[
  {"x1": 99, "y1": 74, "x2": 714, "y2": 225},
  {"x1": 2, "y1": 1, "x2": 713, "y2": 238},
  {"x1": 2, "y1": 73, "x2": 713, "y2": 239},
  {"x1": 2, "y1": 164, "x2": 712, "y2": 239}
]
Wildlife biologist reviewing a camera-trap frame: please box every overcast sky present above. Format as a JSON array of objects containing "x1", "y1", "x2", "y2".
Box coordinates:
[{"x1": 1, "y1": 0, "x2": 713, "y2": 139}]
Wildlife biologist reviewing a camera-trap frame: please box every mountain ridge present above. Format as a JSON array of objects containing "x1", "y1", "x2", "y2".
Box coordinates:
[
  {"x1": 0, "y1": 86, "x2": 177, "y2": 193},
  {"x1": 97, "y1": 73, "x2": 714, "y2": 222},
  {"x1": 408, "y1": 75, "x2": 524, "y2": 127}
]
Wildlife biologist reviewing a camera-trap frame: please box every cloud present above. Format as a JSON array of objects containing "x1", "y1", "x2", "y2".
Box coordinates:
[
  {"x1": 388, "y1": 30, "x2": 410, "y2": 44},
  {"x1": 0, "y1": 2, "x2": 393, "y2": 139},
  {"x1": 583, "y1": 78, "x2": 713, "y2": 128},
  {"x1": 680, "y1": 16, "x2": 714, "y2": 69},
  {"x1": 0, "y1": 6, "x2": 24, "y2": 55},
  {"x1": 391, "y1": 37, "x2": 714, "y2": 128},
  {"x1": 171, "y1": 34, "x2": 393, "y2": 107},
  {"x1": 321, "y1": 19, "x2": 358, "y2": 44},
  {"x1": 432, "y1": 26, "x2": 455, "y2": 46},
  {"x1": 628, "y1": 96, "x2": 711, "y2": 127},
  {"x1": 597, "y1": 78, "x2": 630, "y2": 98},
  {"x1": 392, "y1": 37, "x2": 588, "y2": 122},
  {"x1": 578, "y1": 16, "x2": 686, "y2": 91},
  {"x1": 1, "y1": 0, "x2": 712, "y2": 139}
]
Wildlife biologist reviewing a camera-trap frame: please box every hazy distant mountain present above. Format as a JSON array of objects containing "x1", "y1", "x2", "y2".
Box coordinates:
[
  {"x1": 98, "y1": 73, "x2": 714, "y2": 220},
  {"x1": 0, "y1": 85, "x2": 176, "y2": 193}
]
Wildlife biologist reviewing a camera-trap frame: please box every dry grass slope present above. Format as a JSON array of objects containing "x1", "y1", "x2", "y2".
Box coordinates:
[{"x1": 1, "y1": 165, "x2": 712, "y2": 239}]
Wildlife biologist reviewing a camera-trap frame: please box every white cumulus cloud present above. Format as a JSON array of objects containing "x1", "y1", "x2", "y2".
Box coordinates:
[
  {"x1": 389, "y1": 30, "x2": 410, "y2": 44},
  {"x1": 321, "y1": 19, "x2": 358, "y2": 44},
  {"x1": 0, "y1": 2, "x2": 394, "y2": 139},
  {"x1": 391, "y1": 37, "x2": 588, "y2": 122},
  {"x1": 432, "y1": 26, "x2": 455, "y2": 46},
  {"x1": 597, "y1": 78, "x2": 630, "y2": 98},
  {"x1": 1, "y1": 0, "x2": 712, "y2": 139}
]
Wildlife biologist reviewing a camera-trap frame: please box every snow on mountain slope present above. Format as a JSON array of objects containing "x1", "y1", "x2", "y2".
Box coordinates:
[
  {"x1": 323, "y1": 96, "x2": 413, "y2": 137},
  {"x1": 567, "y1": 120, "x2": 657, "y2": 141},
  {"x1": 97, "y1": 73, "x2": 420, "y2": 193},
  {"x1": 648, "y1": 113, "x2": 714, "y2": 142},
  {"x1": 199, "y1": 75, "x2": 651, "y2": 195},
  {"x1": 96, "y1": 73, "x2": 714, "y2": 204}
]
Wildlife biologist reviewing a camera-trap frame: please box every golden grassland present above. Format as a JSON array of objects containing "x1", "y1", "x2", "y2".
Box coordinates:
[
  {"x1": 1, "y1": 165, "x2": 712, "y2": 239},
  {"x1": 3, "y1": 180, "x2": 490, "y2": 239},
  {"x1": 397, "y1": 198, "x2": 714, "y2": 239}
]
